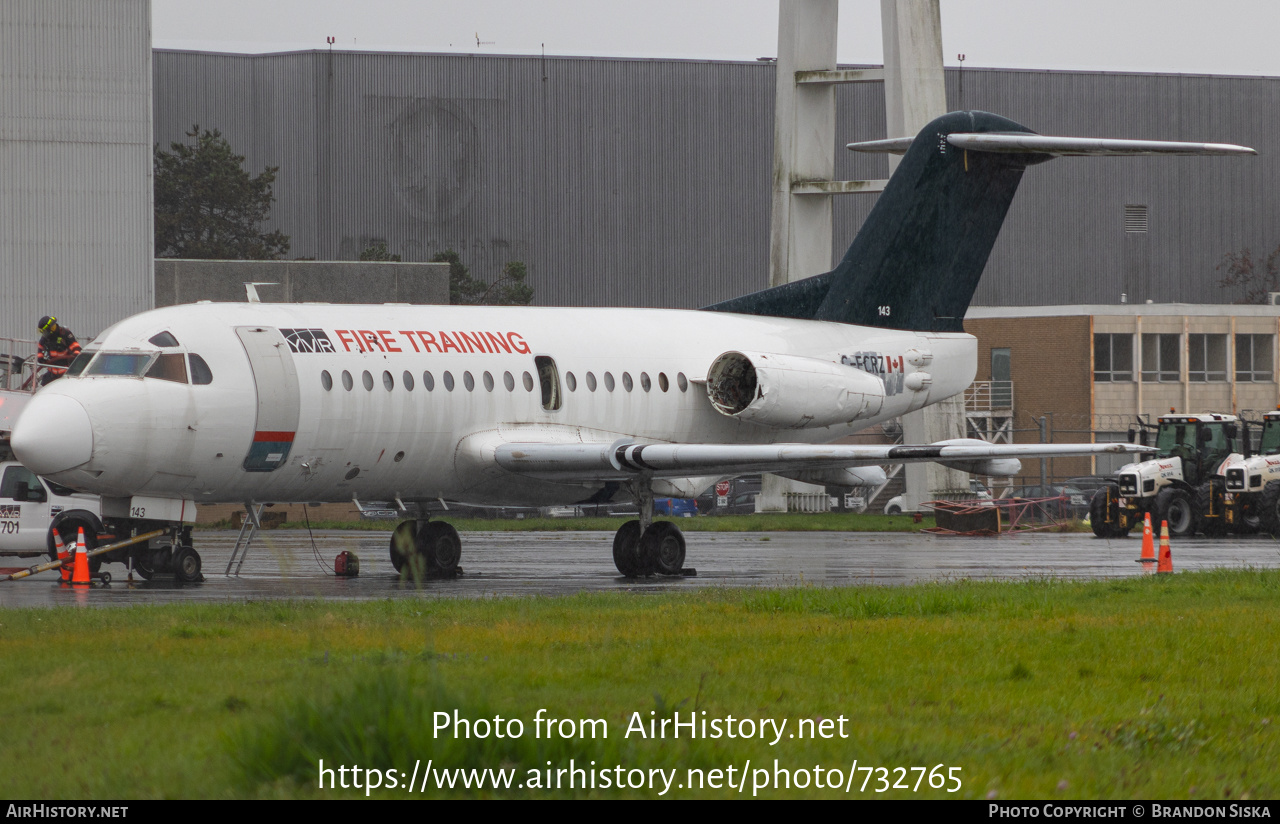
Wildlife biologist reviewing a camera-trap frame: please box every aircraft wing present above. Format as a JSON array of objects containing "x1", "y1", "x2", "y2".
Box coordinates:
[{"x1": 492, "y1": 440, "x2": 1155, "y2": 482}]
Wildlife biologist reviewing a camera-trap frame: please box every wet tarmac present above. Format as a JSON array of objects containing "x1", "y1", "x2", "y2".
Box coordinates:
[{"x1": 2, "y1": 528, "x2": 1280, "y2": 608}]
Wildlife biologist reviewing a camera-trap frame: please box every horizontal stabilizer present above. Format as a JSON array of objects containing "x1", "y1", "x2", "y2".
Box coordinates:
[
  {"x1": 847, "y1": 133, "x2": 1257, "y2": 157},
  {"x1": 946, "y1": 133, "x2": 1256, "y2": 156}
]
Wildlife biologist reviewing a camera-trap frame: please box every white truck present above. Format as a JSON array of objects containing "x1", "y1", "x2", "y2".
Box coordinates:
[
  {"x1": 0, "y1": 458, "x2": 105, "y2": 561},
  {"x1": 1215, "y1": 410, "x2": 1280, "y2": 535},
  {"x1": 1090, "y1": 412, "x2": 1243, "y2": 538}
]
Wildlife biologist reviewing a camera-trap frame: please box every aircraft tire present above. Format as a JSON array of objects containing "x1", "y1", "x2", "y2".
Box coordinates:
[
  {"x1": 389, "y1": 520, "x2": 417, "y2": 573},
  {"x1": 612, "y1": 520, "x2": 651, "y2": 577},
  {"x1": 132, "y1": 553, "x2": 155, "y2": 580},
  {"x1": 1155, "y1": 487, "x2": 1195, "y2": 538},
  {"x1": 173, "y1": 545, "x2": 203, "y2": 583},
  {"x1": 421, "y1": 521, "x2": 462, "y2": 573},
  {"x1": 644, "y1": 522, "x2": 686, "y2": 575}
]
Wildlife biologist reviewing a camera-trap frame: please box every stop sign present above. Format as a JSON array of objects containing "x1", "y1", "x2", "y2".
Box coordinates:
[{"x1": 715, "y1": 481, "x2": 731, "y2": 496}]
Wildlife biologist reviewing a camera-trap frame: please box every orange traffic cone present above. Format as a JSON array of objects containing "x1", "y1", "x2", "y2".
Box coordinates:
[
  {"x1": 53, "y1": 530, "x2": 71, "y2": 584},
  {"x1": 1157, "y1": 520, "x2": 1174, "y2": 574},
  {"x1": 1136, "y1": 513, "x2": 1156, "y2": 573},
  {"x1": 71, "y1": 527, "x2": 91, "y2": 587}
]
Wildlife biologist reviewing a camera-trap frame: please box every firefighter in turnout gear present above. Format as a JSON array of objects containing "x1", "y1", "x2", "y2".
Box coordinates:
[{"x1": 37, "y1": 315, "x2": 81, "y2": 385}]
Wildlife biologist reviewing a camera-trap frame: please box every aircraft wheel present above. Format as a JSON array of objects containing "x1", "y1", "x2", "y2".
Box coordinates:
[
  {"x1": 173, "y1": 545, "x2": 203, "y2": 583},
  {"x1": 1155, "y1": 487, "x2": 1195, "y2": 538},
  {"x1": 643, "y1": 522, "x2": 686, "y2": 575},
  {"x1": 389, "y1": 520, "x2": 417, "y2": 573},
  {"x1": 612, "y1": 520, "x2": 652, "y2": 577},
  {"x1": 132, "y1": 553, "x2": 155, "y2": 580},
  {"x1": 421, "y1": 521, "x2": 462, "y2": 573}
]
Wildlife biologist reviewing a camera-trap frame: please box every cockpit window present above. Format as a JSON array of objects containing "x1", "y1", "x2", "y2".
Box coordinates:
[
  {"x1": 148, "y1": 331, "x2": 180, "y2": 347},
  {"x1": 65, "y1": 349, "x2": 96, "y2": 378},
  {"x1": 189, "y1": 354, "x2": 213, "y2": 385},
  {"x1": 84, "y1": 352, "x2": 155, "y2": 377},
  {"x1": 145, "y1": 353, "x2": 188, "y2": 384}
]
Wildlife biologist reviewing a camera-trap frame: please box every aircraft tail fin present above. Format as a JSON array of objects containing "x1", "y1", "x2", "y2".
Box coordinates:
[{"x1": 705, "y1": 110, "x2": 1253, "y2": 332}]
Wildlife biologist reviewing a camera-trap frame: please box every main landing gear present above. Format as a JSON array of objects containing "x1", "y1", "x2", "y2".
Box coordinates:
[
  {"x1": 389, "y1": 519, "x2": 462, "y2": 579},
  {"x1": 612, "y1": 483, "x2": 692, "y2": 578}
]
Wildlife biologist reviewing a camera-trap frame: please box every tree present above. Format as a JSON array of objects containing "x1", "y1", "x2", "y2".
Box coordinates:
[
  {"x1": 1216, "y1": 246, "x2": 1280, "y2": 304},
  {"x1": 431, "y1": 249, "x2": 533, "y2": 306},
  {"x1": 359, "y1": 241, "x2": 401, "y2": 261},
  {"x1": 154, "y1": 126, "x2": 290, "y2": 260}
]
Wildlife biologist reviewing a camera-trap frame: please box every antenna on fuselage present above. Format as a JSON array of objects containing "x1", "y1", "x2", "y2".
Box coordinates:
[{"x1": 243, "y1": 282, "x2": 280, "y2": 303}]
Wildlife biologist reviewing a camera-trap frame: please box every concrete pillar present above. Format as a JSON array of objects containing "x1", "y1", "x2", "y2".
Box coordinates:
[
  {"x1": 768, "y1": 0, "x2": 839, "y2": 288},
  {"x1": 758, "y1": 0, "x2": 840, "y2": 513},
  {"x1": 881, "y1": 0, "x2": 951, "y2": 508}
]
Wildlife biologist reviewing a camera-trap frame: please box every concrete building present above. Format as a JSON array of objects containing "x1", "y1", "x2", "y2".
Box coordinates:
[
  {"x1": 965, "y1": 304, "x2": 1280, "y2": 484},
  {"x1": 0, "y1": 0, "x2": 153, "y2": 342},
  {"x1": 151, "y1": 49, "x2": 1279, "y2": 312}
]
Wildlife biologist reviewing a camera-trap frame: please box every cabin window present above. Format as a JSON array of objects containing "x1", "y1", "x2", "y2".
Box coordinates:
[
  {"x1": 402, "y1": 371, "x2": 415, "y2": 391},
  {"x1": 148, "y1": 331, "x2": 180, "y2": 347},
  {"x1": 640, "y1": 372, "x2": 651, "y2": 392},
  {"x1": 604, "y1": 372, "x2": 615, "y2": 392},
  {"x1": 523, "y1": 371, "x2": 534, "y2": 392},
  {"x1": 64, "y1": 349, "x2": 95, "y2": 377},
  {"x1": 658, "y1": 372, "x2": 669, "y2": 392},
  {"x1": 341, "y1": 370, "x2": 353, "y2": 391},
  {"x1": 586, "y1": 372, "x2": 597, "y2": 391},
  {"x1": 362, "y1": 370, "x2": 374, "y2": 391},
  {"x1": 622, "y1": 372, "x2": 633, "y2": 392},
  {"x1": 321, "y1": 370, "x2": 333, "y2": 391},
  {"x1": 483, "y1": 371, "x2": 495, "y2": 392},
  {"x1": 423, "y1": 371, "x2": 435, "y2": 391},
  {"x1": 504, "y1": 371, "x2": 515, "y2": 391},
  {"x1": 189, "y1": 354, "x2": 213, "y2": 385},
  {"x1": 678, "y1": 372, "x2": 689, "y2": 392},
  {"x1": 443, "y1": 371, "x2": 455, "y2": 391},
  {"x1": 383, "y1": 371, "x2": 394, "y2": 391},
  {"x1": 565, "y1": 371, "x2": 577, "y2": 392},
  {"x1": 85, "y1": 352, "x2": 153, "y2": 377},
  {"x1": 535, "y1": 356, "x2": 562, "y2": 411},
  {"x1": 463, "y1": 371, "x2": 475, "y2": 391},
  {"x1": 146, "y1": 353, "x2": 188, "y2": 383}
]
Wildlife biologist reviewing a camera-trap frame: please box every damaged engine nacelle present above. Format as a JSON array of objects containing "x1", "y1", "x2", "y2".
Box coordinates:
[
  {"x1": 706, "y1": 351, "x2": 886, "y2": 430},
  {"x1": 931, "y1": 438, "x2": 1022, "y2": 477}
]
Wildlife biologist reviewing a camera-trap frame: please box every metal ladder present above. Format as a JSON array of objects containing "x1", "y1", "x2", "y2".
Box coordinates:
[{"x1": 224, "y1": 503, "x2": 263, "y2": 575}]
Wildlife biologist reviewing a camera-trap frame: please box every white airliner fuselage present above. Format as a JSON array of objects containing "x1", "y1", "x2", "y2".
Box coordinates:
[{"x1": 17, "y1": 302, "x2": 973, "y2": 508}]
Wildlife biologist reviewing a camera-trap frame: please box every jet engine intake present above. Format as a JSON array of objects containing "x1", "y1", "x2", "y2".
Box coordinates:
[{"x1": 706, "y1": 350, "x2": 886, "y2": 430}]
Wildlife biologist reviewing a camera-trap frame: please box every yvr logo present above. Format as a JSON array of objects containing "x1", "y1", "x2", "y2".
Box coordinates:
[{"x1": 280, "y1": 328, "x2": 336, "y2": 354}]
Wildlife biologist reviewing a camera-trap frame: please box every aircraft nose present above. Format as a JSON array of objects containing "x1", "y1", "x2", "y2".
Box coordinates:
[{"x1": 11, "y1": 393, "x2": 94, "y2": 475}]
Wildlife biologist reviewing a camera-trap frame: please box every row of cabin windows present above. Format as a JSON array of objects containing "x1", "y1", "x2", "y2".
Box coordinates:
[
  {"x1": 1094, "y1": 333, "x2": 1274, "y2": 383},
  {"x1": 320, "y1": 365, "x2": 691, "y2": 409}
]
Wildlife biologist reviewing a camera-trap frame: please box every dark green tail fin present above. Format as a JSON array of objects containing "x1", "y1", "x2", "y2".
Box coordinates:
[{"x1": 705, "y1": 111, "x2": 1041, "y2": 332}]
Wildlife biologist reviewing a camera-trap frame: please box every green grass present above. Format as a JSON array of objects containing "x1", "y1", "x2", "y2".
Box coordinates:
[
  {"x1": 1, "y1": 570, "x2": 1277, "y2": 799},
  {"x1": 254, "y1": 512, "x2": 938, "y2": 533}
]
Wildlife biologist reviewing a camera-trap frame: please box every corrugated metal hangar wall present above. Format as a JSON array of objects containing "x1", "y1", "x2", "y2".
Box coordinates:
[
  {"x1": 0, "y1": 0, "x2": 153, "y2": 343},
  {"x1": 153, "y1": 49, "x2": 1280, "y2": 311}
]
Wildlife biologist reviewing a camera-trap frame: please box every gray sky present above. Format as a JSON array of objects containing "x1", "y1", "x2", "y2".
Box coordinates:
[{"x1": 151, "y1": 0, "x2": 1280, "y2": 77}]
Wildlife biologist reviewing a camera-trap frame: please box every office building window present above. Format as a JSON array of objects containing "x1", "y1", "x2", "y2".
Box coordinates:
[
  {"x1": 1236, "y1": 334, "x2": 1274, "y2": 382},
  {"x1": 1141, "y1": 333, "x2": 1180, "y2": 382},
  {"x1": 1094, "y1": 334, "x2": 1133, "y2": 382},
  {"x1": 1188, "y1": 334, "x2": 1228, "y2": 382}
]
